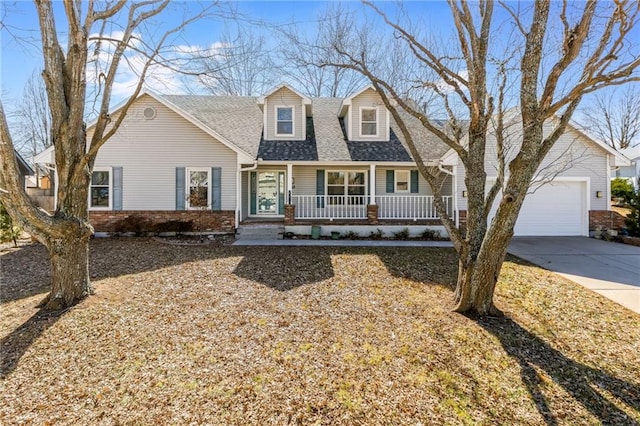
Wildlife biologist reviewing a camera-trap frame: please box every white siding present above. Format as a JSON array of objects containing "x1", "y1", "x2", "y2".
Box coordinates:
[
  {"x1": 349, "y1": 88, "x2": 389, "y2": 141},
  {"x1": 93, "y1": 95, "x2": 238, "y2": 210},
  {"x1": 264, "y1": 87, "x2": 305, "y2": 140},
  {"x1": 456, "y1": 122, "x2": 610, "y2": 211},
  {"x1": 286, "y1": 166, "x2": 452, "y2": 197},
  {"x1": 376, "y1": 168, "x2": 453, "y2": 196},
  {"x1": 291, "y1": 166, "x2": 318, "y2": 197}
]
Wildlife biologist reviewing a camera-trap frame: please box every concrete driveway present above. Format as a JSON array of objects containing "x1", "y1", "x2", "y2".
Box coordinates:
[{"x1": 508, "y1": 237, "x2": 640, "y2": 314}]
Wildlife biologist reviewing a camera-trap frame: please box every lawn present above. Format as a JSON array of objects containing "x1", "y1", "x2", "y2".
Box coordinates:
[{"x1": 1, "y1": 238, "x2": 639, "y2": 425}]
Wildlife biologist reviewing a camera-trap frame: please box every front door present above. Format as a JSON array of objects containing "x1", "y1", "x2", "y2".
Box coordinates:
[{"x1": 252, "y1": 171, "x2": 285, "y2": 215}]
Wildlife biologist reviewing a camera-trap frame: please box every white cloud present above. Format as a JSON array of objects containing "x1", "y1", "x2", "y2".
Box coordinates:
[
  {"x1": 435, "y1": 69, "x2": 469, "y2": 93},
  {"x1": 85, "y1": 30, "x2": 214, "y2": 101}
]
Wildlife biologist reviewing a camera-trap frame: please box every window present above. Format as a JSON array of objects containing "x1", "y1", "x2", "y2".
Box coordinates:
[
  {"x1": 187, "y1": 168, "x2": 210, "y2": 209},
  {"x1": 360, "y1": 107, "x2": 378, "y2": 137},
  {"x1": 327, "y1": 171, "x2": 366, "y2": 204},
  {"x1": 395, "y1": 170, "x2": 410, "y2": 192},
  {"x1": 276, "y1": 107, "x2": 294, "y2": 136},
  {"x1": 90, "y1": 169, "x2": 111, "y2": 209}
]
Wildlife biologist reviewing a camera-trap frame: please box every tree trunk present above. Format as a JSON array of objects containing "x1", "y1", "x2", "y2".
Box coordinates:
[
  {"x1": 39, "y1": 231, "x2": 93, "y2": 310},
  {"x1": 453, "y1": 249, "x2": 507, "y2": 316}
]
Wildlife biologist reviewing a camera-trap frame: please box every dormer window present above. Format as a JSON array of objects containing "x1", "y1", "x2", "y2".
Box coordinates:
[
  {"x1": 360, "y1": 107, "x2": 378, "y2": 137},
  {"x1": 276, "y1": 107, "x2": 294, "y2": 136}
]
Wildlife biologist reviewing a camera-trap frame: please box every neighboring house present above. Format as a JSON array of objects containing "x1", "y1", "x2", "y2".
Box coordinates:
[
  {"x1": 34, "y1": 84, "x2": 629, "y2": 237},
  {"x1": 612, "y1": 146, "x2": 640, "y2": 190},
  {"x1": 15, "y1": 151, "x2": 34, "y2": 191}
]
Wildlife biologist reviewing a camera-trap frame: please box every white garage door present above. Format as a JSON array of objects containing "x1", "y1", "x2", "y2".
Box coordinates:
[{"x1": 488, "y1": 180, "x2": 587, "y2": 236}]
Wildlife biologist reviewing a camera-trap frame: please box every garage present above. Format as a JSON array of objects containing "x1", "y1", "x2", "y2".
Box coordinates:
[{"x1": 488, "y1": 179, "x2": 588, "y2": 236}]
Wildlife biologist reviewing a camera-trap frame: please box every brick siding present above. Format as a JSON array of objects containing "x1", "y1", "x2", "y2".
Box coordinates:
[
  {"x1": 589, "y1": 210, "x2": 627, "y2": 231},
  {"x1": 89, "y1": 210, "x2": 235, "y2": 234}
]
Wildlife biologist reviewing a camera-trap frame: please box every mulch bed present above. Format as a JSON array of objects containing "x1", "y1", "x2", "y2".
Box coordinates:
[{"x1": 1, "y1": 239, "x2": 639, "y2": 425}]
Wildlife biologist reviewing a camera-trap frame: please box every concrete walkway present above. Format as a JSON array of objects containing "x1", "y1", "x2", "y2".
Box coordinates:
[
  {"x1": 233, "y1": 239, "x2": 454, "y2": 247},
  {"x1": 508, "y1": 237, "x2": 640, "y2": 314}
]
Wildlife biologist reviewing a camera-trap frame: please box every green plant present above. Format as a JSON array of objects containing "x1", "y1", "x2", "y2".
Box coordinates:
[
  {"x1": 625, "y1": 181, "x2": 640, "y2": 237},
  {"x1": 394, "y1": 228, "x2": 410, "y2": 240},
  {"x1": 369, "y1": 228, "x2": 384, "y2": 240},
  {"x1": 421, "y1": 228, "x2": 441, "y2": 240},
  {"x1": 611, "y1": 178, "x2": 635, "y2": 205},
  {"x1": 343, "y1": 230, "x2": 359, "y2": 240},
  {"x1": 0, "y1": 202, "x2": 22, "y2": 247}
]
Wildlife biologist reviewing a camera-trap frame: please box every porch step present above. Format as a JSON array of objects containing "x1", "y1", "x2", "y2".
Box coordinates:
[{"x1": 236, "y1": 223, "x2": 285, "y2": 240}]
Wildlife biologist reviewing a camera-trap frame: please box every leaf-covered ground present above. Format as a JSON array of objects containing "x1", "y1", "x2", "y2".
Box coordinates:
[{"x1": 1, "y1": 238, "x2": 639, "y2": 425}]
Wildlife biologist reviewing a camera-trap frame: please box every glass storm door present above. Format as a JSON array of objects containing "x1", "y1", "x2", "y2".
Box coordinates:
[{"x1": 257, "y1": 172, "x2": 285, "y2": 215}]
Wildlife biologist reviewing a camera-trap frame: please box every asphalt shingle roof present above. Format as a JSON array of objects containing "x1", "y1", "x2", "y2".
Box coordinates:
[
  {"x1": 158, "y1": 94, "x2": 449, "y2": 163},
  {"x1": 257, "y1": 118, "x2": 318, "y2": 161}
]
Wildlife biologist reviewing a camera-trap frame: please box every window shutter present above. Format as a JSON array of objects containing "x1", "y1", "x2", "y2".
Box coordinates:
[
  {"x1": 411, "y1": 170, "x2": 419, "y2": 193},
  {"x1": 316, "y1": 169, "x2": 325, "y2": 208},
  {"x1": 112, "y1": 167, "x2": 123, "y2": 211},
  {"x1": 176, "y1": 167, "x2": 185, "y2": 210},
  {"x1": 386, "y1": 170, "x2": 395, "y2": 193},
  {"x1": 250, "y1": 172, "x2": 257, "y2": 215},
  {"x1": 211, "y1": 167, "x2": 222, "y2": 211}
]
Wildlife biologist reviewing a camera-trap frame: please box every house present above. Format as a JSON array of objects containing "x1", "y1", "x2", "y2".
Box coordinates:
[
  {"x1": 612, "y1": 146, "x2": 640, "y2": 190},
  {"x1": 15, "y1": 151, "x2": 34, "y2": 191},
  {"x1": 34, "y1": 84, "x2": 629, "y2": 237}
]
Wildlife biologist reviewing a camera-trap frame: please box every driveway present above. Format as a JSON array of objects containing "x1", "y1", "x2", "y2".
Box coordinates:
[{"x1": 508, "y1": 237, "x2": 640, "y2": 314}]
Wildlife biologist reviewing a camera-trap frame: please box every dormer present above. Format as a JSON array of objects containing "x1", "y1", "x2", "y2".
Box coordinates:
[
  {"x1": 257, "y1": 83, "x2": 312, "y2": 141},
  {"x1": 338, "y1": 85, "x2": 390, "y2": 141}
]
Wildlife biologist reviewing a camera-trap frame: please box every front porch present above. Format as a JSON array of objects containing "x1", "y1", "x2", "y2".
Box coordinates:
[{"x1": 239, "y1": 164, "x2": 457, "y2": 227}]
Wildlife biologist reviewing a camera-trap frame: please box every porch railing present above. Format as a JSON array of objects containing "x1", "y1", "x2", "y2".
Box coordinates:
[
  {"x1": 376, "y1": 195, "x2": 453, "y2": 219},
  {"x1": 292, "y1": 195, "x2": 368, "y2": 219},
  {"x1": 292, "y1": 195, "x2": 454, "y2": 220}
]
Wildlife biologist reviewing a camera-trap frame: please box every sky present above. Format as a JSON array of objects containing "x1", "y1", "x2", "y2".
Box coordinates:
[
  {"x1": 0, "y1": 1, "x2": 452, "y2": 107},
  {"x1": 1, "y1": 0, "x2": 639, "y2": 143}
]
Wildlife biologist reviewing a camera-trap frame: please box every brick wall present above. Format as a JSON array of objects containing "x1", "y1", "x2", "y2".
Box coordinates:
[
  {"x1": 589, "y1": 210, "x2": 627, "y2": 231},
  {"x1": 367, "y1": 204, "x2": 379, "y2": 225},
  {"x1": 458, "y1": 210, "x2": 467, "y2": 234},
  {"x1": 89, "y1": 210, "x2": 235, "y2": 234},
  {"x1": 284, "y1": 205, "x2": 295, "y2": 225}
]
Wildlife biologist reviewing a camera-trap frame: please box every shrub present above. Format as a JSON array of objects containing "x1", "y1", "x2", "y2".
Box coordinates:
[
  {"x1": 421, "y1": 228, "x2": 441, "y2": 240},
  {"x1": 611, "y1": 178, "x2": 635, "y2": 205},
  {"x1": 625, "y1": 181, "x2": 640, "y2": 237},
  {"x1": 343, "y1": 230, "x2": 359, "y2": 240},
  {"x1": 393, "y1": 228, "x2": 410, "y2": 240},
  {"x1": 112, "y1": 215, "x2": 154, "y2": 236},
  {"x1": 0, "y1": 202, "x2": 22, "y2": 247},
  {"x1": 369, "y1": 228, "x2": 384, "y2": 240}
]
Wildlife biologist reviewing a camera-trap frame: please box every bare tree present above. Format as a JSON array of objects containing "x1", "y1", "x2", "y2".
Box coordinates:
[
  {"x1": 0, "y1": 0, "x2": 214, "y2": 310},
  {"x1": 279, "y1": 6, "x2": 367, "y2": 97},
  {"x1": 581, "y1": 86, "x2": 640, "y2": 150},
  {"x1": 10, "y1": 71, "x2": 52, "y2": 184},
  {"x1": 196, "y1": 26, "x2": 276, "y2": 96},
  {"x1": 314, "y1": 0, "x2": 640, "y2": 315}
]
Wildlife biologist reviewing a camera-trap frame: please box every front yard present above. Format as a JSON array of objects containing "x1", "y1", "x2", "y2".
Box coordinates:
[{"x1": 1, "y1": 239, "x2": 639, "y2": 425}]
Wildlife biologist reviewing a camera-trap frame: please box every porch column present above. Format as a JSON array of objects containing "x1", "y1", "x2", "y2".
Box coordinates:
[
  {"x1": 369, "y1": 164, "x2": 376, "y2": 205},
  {"x1": 286, "y1": 163, "x2": 293, "y2": 204}
]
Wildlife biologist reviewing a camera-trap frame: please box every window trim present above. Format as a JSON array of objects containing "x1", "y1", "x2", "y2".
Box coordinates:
[
  {"x1": 186, "y1": 167, "x2": 211, "y2": 210},
  {"x1": 275, "y1": 105, "x2": 295, "y2": 137},
  {"x1": 395, "y1": 170, "x2": 410, "y2": 193},
  {"x1": 89, "y1": 167, "x2": 113, "y2": 211},
  {"x1": 359, "y1": 106, "x2": 378, "y2": 138},
  {"x1": 326, "y1": 170, "x2": 367, "y2": 204}
]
